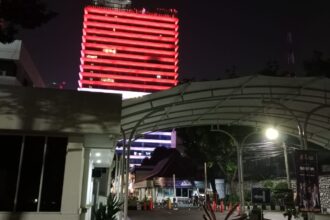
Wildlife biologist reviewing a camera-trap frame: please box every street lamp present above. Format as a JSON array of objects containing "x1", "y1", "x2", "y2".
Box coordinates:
[
  {"x1": 265, "y1": 127, "x2": 279, "y2": 140},
  {"x1": 265, "y1": 127, "x2": 291, "y2": 189}
]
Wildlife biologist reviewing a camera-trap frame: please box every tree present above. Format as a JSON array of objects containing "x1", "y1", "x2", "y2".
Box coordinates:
[
  {"x1": 178, "y1": 126, "x2": 242, "y2": 195},
  {"x1": 0, "y1": 0, "x2": 57, "y2": 43},
  {"x1": 303, "y1": 50, "x2": 330, "y2": 78},
  {"x1": 225, "y1": 65, "x2": 239, "y2": 79},
  {"x1": 258, "y1": 60, "x2": 280, "y2": 76}
]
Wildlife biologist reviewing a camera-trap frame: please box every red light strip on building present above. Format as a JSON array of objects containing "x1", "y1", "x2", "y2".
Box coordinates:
[
  {"x1": 85, "y1": 14, "x2": 177, "y2": 29},
  {"x1": 85, "y1": 6, "x2": 178, "y2": 23},
  {"x1": 80, "y1": 6, "x2": 179, "y2": 92},
  {"x1": 83, "y1": 35, "x2": 175, "y2": 49},
  {"x1": 83, "y1": 42, "x2": 177, "y2": 57},
  {"x1": 82, "y1": 50, "x2": 176, "y2": 63},
  {"x1": 84, "y1": 21, "x2": 177, "y2": 36},
  {"x1": 83, "y1": 28, "x2": 176, "y2": 43},
  {"x1": 80, "y1": 65, "x2": 178, "y2": 78},
  {"x1": 79, "y1": 79, "x2": 172, "y2": 91},
  {"x1": 80, "y1": 72, "x2": 177, "y2": 84},
  {"x1": 81, "y1": 57, "x2": 176, "y2": 70}
]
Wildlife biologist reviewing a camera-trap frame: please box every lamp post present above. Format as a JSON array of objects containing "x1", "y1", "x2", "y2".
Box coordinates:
[{"x1": 265, "y1": 127, "x2": 291, "y2": 189}]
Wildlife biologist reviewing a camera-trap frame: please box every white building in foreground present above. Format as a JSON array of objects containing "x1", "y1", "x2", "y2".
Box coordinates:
[{"x1": 0, "y1": 85, "x2": 121, "y2": 220}]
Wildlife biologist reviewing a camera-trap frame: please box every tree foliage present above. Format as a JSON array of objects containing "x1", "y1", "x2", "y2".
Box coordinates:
[
  {"x1": 0, "y1": 0, "x2": 57, "y2": 43},
  {"x1": 178, "y1": 126, "x2": 257, "y2": 195},
  {"x1": 303, "y1": 50, "x2": 330, "y2": 78},
  {"x1": 258, "y1": 60, "x2": 280, "y2": 76},
  {"x1": 178, "y1": 126, "x2": 240, "y2": 193},
  {"x1": 95, "y1": 194, "x2": 122, "y2": 220}
]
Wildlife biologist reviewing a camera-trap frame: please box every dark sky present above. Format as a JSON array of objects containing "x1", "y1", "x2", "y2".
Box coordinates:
[{"x1": 20, "y1": 0, "x2": 330, "y2": 89}]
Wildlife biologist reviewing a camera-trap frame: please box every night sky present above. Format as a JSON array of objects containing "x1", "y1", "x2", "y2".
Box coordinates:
[{"x1": 20, "y1": 0, "x2": 330, "y2": 89}]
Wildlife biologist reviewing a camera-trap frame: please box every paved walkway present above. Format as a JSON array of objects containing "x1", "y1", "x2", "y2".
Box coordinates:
[{"x1": 128, "y1": 208, "x2": 330, "y2": 220}]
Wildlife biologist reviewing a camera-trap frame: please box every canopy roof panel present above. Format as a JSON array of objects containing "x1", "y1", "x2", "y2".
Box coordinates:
[{"x1": 121, "y1": 75, "x2": 330, "y2": 149}]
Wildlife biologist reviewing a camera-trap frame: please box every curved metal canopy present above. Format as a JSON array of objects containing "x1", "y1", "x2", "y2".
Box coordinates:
[{"x1": 121, "y1": 75, "x2": 330, "y2": 150}]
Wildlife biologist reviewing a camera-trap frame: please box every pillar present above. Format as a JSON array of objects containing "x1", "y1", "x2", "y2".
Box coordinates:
[{"x1": 61, "y1": 136, "x2": 85, "y2": 219}]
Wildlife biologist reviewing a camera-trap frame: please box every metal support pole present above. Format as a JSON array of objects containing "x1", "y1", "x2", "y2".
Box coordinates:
[
  {"x1": 114, "y1": 154, "x2": 118, "y2": 187},
  {"x1": 119, "y1": 155, "x2": 123, "y2": 196},
  {"x1": 118, "y1": 155, "x2": 124, "y2": 220},
  {"x1": 204, "y1": 162, "x2": 207, "y2": 199},
  {"x1": 107, "y1": 162, "x2": 114, "y2": 196},
  {"x1": 283, "y1": 142, "x2": 291, "y2": 189},
  {"x1": 237, "y1": 144, "x2": 245, "y2": 214},
  {"x1": 303, "y1": 104, "x2": 330, "y2": 150},
  {"x1": 124, "y1": 139, "x2": 132, "y2": 220},
  {"x1": 120, "y1": 129, "x2": 127, "y2": 203},
  {"x1": 173, "y1": 174, "x2": 176, "y2": 203}
]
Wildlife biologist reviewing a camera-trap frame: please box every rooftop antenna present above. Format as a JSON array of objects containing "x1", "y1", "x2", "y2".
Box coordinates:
[{"x1": 287, "y1": 32, "x2": 295, "y2": 77}]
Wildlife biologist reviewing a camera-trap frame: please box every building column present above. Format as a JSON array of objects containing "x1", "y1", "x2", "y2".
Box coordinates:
[
  {"x1": 61, "y1": 136, "x2": 85, "y2": 219},
  {"x1": 80, "y1": 148, "x2": 93, "y2": 220}
]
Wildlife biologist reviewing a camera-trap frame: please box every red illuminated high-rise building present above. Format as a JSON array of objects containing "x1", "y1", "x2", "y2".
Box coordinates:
[
  {"x1": 78, "y1": 2, "x2": 179, "y2": 99},
  {"x1": 78, "y1": 1, "x2": 179, "y2": 168}
]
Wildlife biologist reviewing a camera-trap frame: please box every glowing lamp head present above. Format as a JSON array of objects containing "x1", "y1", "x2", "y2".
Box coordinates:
[{"x1": 265, "y1": 128, "x2": 279, "y2": 140}]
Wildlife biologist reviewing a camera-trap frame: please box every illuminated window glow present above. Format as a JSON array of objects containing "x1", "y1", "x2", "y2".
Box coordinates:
[
  {"x1": 103, "y1": 48, "x2": 116, "y2": 54},
  {"x1": 101, "y1": 78, "x2": 115, "y2": 83},
  {"x1": 86, "y1": 55, "x2": 98, "y2": 59},
  {"x1": 83, "y1": 42, "x2": 177, "y2": 56}
]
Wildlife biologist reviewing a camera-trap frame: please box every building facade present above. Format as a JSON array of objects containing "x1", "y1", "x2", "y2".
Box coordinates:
[{"x1": 78, "y1": 6, "x2": 179, "y2": 99}]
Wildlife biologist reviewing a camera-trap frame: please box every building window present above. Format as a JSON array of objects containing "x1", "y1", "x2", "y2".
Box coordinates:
[
  {"x1": 0, "y1": 135, "x2": 22, "y2": 211},
  {"x1": 176, "y1": 188, "x2": 181, "y2": 197},
  {"x1": 0, "y1": 135, "x2": 67, "y2": 212},
  {"x1": 16, "y1": 136, "x2": 45, "y2": 211},
  {"x1": 182, "y1": 188, "x2": 188, "y2": 197},
  {"x1": 40, "y1": 137, "x2": 67, "y2": 211},
  {"x1": 0, "y1": 60, "x2": 17, "y2": 77}
]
